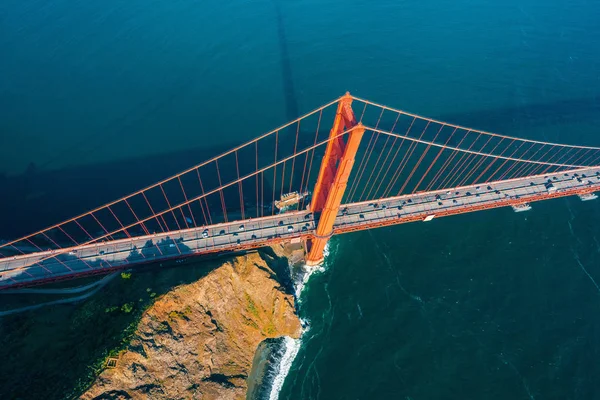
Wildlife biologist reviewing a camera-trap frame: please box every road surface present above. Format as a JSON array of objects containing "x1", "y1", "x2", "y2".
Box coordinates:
[{"x1": 1, "y1": 166, "x2": 599, "y2": 289}]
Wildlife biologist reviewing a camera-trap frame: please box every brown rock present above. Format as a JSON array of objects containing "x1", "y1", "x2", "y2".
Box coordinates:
[{"x1": 80, "y1": 252, "x2": 301, "y2": 400}]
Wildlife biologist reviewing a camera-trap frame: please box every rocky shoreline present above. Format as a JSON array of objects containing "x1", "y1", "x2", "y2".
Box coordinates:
[{"x1": 81, "y1": 249, "x2": 302, "y2": 399}]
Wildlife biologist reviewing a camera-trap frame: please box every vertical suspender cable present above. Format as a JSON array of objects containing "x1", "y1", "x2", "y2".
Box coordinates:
[
  {"x1": 107, "y1": 206, "x2": 131, "y2": 238},
  {"x1": 366, "y1": 113, "x2": 402, "y2": 199},
  {"x1": 288, "y1": 121, "x2": 301, "y2": 193},
  {"x1": 460, "y1": 138, "x2": 505, "y2": 186},
  {"x1": 235, "y1": 151, "x2": 245, "y2": 220},
  {"x1": 377, "y1": 117, "x2": 417, "y2": 197},
  {"x1": 159, "y1": 184, "x2": 182, "y2": 231},
  {"x1": 400, "y1": 123, "x2": 445, "y2": 195},
  {"x1": 196, "y1": 169, "x2": 212, "y2": 225},
  {"x1": 388, "y1": 121, "x2": 430, "y2": 196},
  {"x1": 255, "y1": 142, "x2": 259, "y2": 218},
  {"x1": 413, "y1": 127, "x2": 457, "y2": 193},
  {"x1": 215, "y1": 159, "x2": 228, "y2": 223},
  {"x1": 497, "y1": 142, "x2": 537, "y2": 181},
  {"x1": 177, "y1": 176, "x2": 197, "y2": 228},
  {"x1": 486, "y1": 140, "x2": 526, "y2": 182},
  {"x1": 348, "y1": 108, "x2": 385, "y2": 200},
  {"x1": 141, "y1": 192, "x2": 166, "y2": 233},
  {"x1": 124, "y1": 199, "x2": 150, "y2": 235},
  {"x1": 300, "y1": 111, "x2": 322, "y2": 210},
  {"x1": 272, "y1": 131, "x2": 279, "y2": 215},
  {"x1": 426, "y1": 129, "x2": 470, "y2": 191}
]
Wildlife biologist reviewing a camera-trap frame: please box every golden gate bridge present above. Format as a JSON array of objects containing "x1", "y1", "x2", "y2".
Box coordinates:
[{"x1": 2, "y1": 93, "x2": 600, "y2": 289}]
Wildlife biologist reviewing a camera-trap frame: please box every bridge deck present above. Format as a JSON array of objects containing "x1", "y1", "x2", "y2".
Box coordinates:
[{"x1": 1, "y1": 167, "x2": 599, "y2": 289}]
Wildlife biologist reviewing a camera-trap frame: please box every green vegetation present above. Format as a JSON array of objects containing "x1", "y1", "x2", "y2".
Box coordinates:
[
  {"x1": 121, "y1": 303, "x2": 134, "y2": 313},
  {"x1": 243, "y1": 317, "x2": 259, "y2": 330},
  {"x1": 245, "y1": 293, "x2": 260, "y2": 318},
  {"x1": 168, "y1": 305, "x2": 192, "y2": 321},
  {"x1": 156, "y1": 321, "x2": 171, "y2": 332},
  {"x1": 264, "y1": 321, "x2": 277, "y2": 335},
  {"x1": 0, "y1": 257, "x2": 222, "y2": 400},
  {"x1": 120, "y1": 272, "x2": 132, "y2": 279}
]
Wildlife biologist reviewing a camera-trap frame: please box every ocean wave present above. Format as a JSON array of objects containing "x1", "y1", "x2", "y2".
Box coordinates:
[
  {"x1": 267, "y1": 336, "x2": 302, "y2": 400},
  {"x1": 265, "y1": 241, "x2": 334, "y2": 399}
]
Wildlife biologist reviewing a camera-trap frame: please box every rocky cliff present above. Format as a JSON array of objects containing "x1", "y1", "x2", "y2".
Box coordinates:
[{"x1": 80, "y1": 251, "x2": 302, "y2": 400}]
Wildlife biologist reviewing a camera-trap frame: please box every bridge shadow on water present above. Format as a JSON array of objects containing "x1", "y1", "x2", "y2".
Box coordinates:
[
  {"x1": 5, "y1": 236, "x2": 193, "y2": 286},
  {"x1": 0, "y1": 251, "x2": 222, "y2": 399},
  {"x1": 9, "y1": 232, "x2": 296, "y2": 298},
  {"x1": 273, "y1": 0, "x2": 299, "y2": 122},
  {"x1": 434, "y1": 95, "x2": 600, "y2": 145},
  {"x1": 0, "y1": 141, "x2": 241, "y2": 239}
]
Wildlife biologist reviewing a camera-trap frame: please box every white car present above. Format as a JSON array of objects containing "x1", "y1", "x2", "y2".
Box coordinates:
[
  {"x1": 202, "y1": 229, "x2": 209, "y2": 238},
  {"x1": 239, "y1": 225, "x2": 245, "y2": 231},
  {"x1": 287, "y1": 226, "x2": 294, "y2": 233}
]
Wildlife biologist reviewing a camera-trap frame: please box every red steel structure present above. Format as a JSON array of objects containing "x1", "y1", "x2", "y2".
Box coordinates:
[
  {"x1": 2, "y1": 93, "x2": 600, "y2": 289},
  {"x1": 306, "y1": 93, "x2": 364, "y2": 265}
]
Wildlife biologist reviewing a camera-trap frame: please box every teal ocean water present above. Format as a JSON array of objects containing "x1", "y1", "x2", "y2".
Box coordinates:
[{"x1": 2, "y1": 0, "x2": 600, "y2": 398}]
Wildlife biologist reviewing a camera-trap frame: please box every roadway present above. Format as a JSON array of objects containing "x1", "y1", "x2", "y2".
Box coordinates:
[{"x1": 1, "y1": 166, "x2": 599, "y2": 289}]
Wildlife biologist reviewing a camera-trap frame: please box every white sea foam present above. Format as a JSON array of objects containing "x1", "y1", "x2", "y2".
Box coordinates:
[
  {"x1": 295, "y1": 263, "x2": 325, "y2": 299},
  {"x1": 266, "y1": 241, "x2": 333, "y2": 399},
  {"x1": 294, "y1": 241, "x2": 329, "y2": 299},
  {"x1": 267, "y1": 336, "x2": 302, "y2": 400}
]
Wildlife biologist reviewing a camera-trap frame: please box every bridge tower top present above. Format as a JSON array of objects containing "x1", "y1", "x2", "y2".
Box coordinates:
[
  {"x1": 306, "y1": 93, "x2": 364, "y2": 265},
  {"x1": 310, "y1": 92, "x2": 357, "y2": 213}
]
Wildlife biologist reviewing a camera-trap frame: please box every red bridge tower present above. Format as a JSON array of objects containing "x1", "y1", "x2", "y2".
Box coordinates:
[{"x1": 306, "y1": 93, "x2": 364, "y2": 265}]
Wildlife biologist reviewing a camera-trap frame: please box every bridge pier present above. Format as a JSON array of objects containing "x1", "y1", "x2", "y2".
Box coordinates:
[{"x1": 306, "y1": 93, "x2": 364, "y2": 266}]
